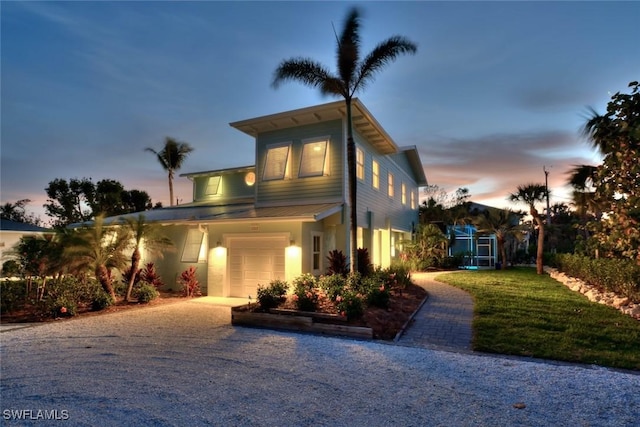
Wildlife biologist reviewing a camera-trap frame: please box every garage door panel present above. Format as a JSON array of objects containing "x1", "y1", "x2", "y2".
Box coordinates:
[{"x1": 227, "y1": 237, "x2": 288, "y2": 298}]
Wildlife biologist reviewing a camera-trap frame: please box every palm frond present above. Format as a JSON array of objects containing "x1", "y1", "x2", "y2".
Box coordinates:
[
  {"x1": 337, "y1": 7, "x2": 361, "y2": 88},
  {"x1": 272, "y1": 58, "x2": 339, "y2": 94},
  {"x1": 353, "y1": 36, "x2": 417, "y2": 95}
]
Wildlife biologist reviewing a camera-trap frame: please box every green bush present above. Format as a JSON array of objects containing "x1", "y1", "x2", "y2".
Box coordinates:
[
  {"x1": 135, "y1": 282, "x2": 159, "y2": 303},
  {"x1": 292, "y1": 273, "x2": 319, "y2": 312},
  {"x1": 92, "y1": 290, "x2": 114, "y2": 311},
  {"x1": 336, "y1": 291, "x2": 364, "y2": 320},
  {"x1": 366, "y1": 284, "x2": 390, "y2": 308},
  {"x1": 318, "y1": 274, "x2": 345, "y2": 302},
  {"x1": 555, "y1": 254, "x2": 640, "y2": 302},
  {"x1": 0, "y1": 280, "x2": 27, "y2": 314},
  {"x1": 2, "y1": 260, "x2": 21, "y2": 277},
  {"x1": 256, "y1": 279, "x2": 289, "y2": 310}
]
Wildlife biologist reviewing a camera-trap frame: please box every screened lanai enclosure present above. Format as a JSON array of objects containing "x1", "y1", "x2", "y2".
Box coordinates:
[{"x1": 448, "y1": 224, "x2": 498, "y2": 269}]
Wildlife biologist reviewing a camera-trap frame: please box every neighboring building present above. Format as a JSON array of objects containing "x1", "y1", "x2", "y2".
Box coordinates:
[
  {"x1": 108, "y1": 99, "x2": 427, "y2": 297},
  {"x1": 0, "y1": 219, "x2": 52, "y2": 262}
]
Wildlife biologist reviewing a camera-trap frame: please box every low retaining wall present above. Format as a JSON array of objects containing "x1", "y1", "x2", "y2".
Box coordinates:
[{"x1": 545, "y1": 266, "x2": 640, "y2": 320}]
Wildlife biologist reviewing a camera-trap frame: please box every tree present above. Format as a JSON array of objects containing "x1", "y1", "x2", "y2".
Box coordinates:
[
  {"x1": 272, "y1": 7, "x2": 417, "y2": 272},
  {"x1": 146, "y1": 137, "x2": 194, "y2": 206},
  {"x1": 0, "y1": 199, "x2": 41, "y2": 225},
  {"x1": 44, "y1": 178, "x2": 155, "y2": 227},
  {"x1": 64, "y1": 215, "x2": 130, "y2": 300},
  {"x1": 508, "y1": 184, "x2": 547, "y2": 274},
  {"x1": 402, "y1": 223, "x2": 448, "y2": 270},
  {"x1": 582, "y1": 81, "x2": 640, "y2": 263},
  {"x1": 44, "y1": 178, "x2": 95, "y2": 227},
  {"x1": 472, "y1": 208, "x2": 523, "y2": 270},
  {"x1": 120, "y1": 214, "x2": 173, "y2": 302},
  {"x1": 9, "y1": 234, "x2": 65, "y2": 300}
]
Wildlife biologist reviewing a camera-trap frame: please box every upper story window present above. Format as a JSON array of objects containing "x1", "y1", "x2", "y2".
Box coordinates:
[
  {"x1": 263, "y1": 143, "x2": 291, "y2": 181},
  {"x1": 205, "y1": 176, "x2": 221, "y2": 196},
  {"x1": 356, "y1": 147, "x2": 364, "y2": 180},
  {"x1": 401, "y1": 182, "x2": 407, "y2": 205},
  {"x1": 387, "y1": 172, "x2": 394, "y2": 198},
  {"x1": 299, "y1": 138, "x2": 329, "y2": 178},
  {"x1": 411, "y1": 190, "x2": 416, "y2": 209},
  {"x1": 372, "y1": 160, "x2": 379, "y2": 189}
]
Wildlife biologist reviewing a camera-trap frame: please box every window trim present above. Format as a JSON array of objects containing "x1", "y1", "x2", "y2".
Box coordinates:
[
  {"x1": 372, "y1": 160, "x2": 379, "y2": 190},
  {"x1": 311, "y1": 232, "x2": 323, "y2": 275},
  {"x1": 262, "y1": 142, "x2": 291, "y2": 181},
  {"x1": 204, "y1": 176, "x2": 221, "y2": 196},
  {"x1": 356, "y1": 147, "x2": 365, "y2": 181},
  {"x1": 401, "y1": 182, "x2": 407, "y2": 205},
  {"x1": 181, "y1": 228, "x2": 207, "y2": 263},
  {"x1": 388, "y1": 172, "x2": 394, "y2": 198},
  {"x1": 299, "y1": 137, "x2": 329, "y2": 178}
]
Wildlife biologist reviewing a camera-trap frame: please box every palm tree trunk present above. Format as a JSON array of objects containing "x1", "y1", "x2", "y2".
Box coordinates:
[
  {"x1": 168, "y1": 170, "x2": 175, "y2": 206},
  {"x1": 535, "y1": 218, "x2": 545, "y2": 275},
  {"x1": 96, "y1": 264, "x2": 116, "y2": 300},
  {"x1": 345, "y1": 98, "x2": 358, "y2": 273},
  {"x1": 498, "y1": 236, "x2": 507, "y2": 270},
  {"x1": 125, "y1": 248, "x2": 141, "y2": 302}
]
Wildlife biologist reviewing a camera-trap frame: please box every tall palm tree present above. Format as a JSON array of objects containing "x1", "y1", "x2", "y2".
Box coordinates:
[
  {"x1": 145, "y1": 137, "x2": 194, "y2": 206},
  {"x1": 508, "y1": 184, "x2": 548, "y2": 274},
  {"x1": 65, "y1": 216, "x2": 130, "y2": 300},
  {"x1": 120, "y1": 214, "x2": 174, "y2": 302},
  {"x1": 472, "y1": 208, "x2": 523, "y2": 270},
  {"x1": 272, "y1": 8, "x2": 417, "y2": 272}
]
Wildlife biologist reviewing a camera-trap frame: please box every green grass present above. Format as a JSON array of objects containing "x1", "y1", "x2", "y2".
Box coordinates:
[{"x1": 435, "y1": 267, "x2": 640, "y2": 370}]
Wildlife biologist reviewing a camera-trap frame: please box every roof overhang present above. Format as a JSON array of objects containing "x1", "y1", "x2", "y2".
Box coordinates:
[
  {"x1": 180, "y1": 165, "x2": 255, "y2": 179},
  {"x1": 229, "y1": 98, "x2": 400, "y2": 154},
  {"x1": 399, "y1": 145, "x2": 428, "y2": 186}
]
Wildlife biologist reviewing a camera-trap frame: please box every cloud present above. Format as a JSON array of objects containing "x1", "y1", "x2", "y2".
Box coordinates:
[{"x1": 418, "y1": 130, "x2": 595, "y2": 207}]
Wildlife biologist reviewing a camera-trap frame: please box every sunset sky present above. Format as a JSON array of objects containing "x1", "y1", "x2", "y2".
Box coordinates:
[{"x1": 2, "y1": 1, "x2": 638, "y2": 223}]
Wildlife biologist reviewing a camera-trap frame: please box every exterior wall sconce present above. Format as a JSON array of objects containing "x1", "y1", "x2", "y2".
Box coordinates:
[{"x1": 289, "y1": 240, "x2": 296, "y2": 247}]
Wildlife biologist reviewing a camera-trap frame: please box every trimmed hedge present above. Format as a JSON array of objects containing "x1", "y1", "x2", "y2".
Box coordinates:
[{"x1": 555, "y1": 254, "x2": 640, "y2": 303}]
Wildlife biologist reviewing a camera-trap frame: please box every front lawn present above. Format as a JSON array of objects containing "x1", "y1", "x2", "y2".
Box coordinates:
[{"x1": 435, "y1": 268, "x2": 640, "y2": 370}]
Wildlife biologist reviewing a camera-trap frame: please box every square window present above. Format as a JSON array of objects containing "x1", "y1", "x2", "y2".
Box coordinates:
[
  {"x1": 299, "y1": 139, "x2": 328, "y2": 177},
  {"x1": 356, "y1": 147, "x2": 364, "y2": 180},
  {"x1": 263, "y1": 144, "x2": 290, "y2": 181},
  {"x1": 388, "y1": 172, "x2": 394, "y2": 197},
  {"x1": 205, "y1": 176, "x2": 221, "y2": 195},
  {"x1": 372, "y1": 160, "x2": 379, "y2": 189}
]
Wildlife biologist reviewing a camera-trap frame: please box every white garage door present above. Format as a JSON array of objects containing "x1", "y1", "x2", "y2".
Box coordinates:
[{"x1": 228, "y1": 236, "x2": 287, "y2": 298}]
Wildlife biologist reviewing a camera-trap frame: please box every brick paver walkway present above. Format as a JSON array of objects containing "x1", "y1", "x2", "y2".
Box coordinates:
[{"x1": 397, "y1": 272, "x2": 474, "y2": 352}]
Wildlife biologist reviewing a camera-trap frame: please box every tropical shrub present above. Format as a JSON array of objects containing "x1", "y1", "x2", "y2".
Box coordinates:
[
  {"x1": 318, "y1": 274, "x2": 346, "y2": 302},
  {"x1": 292, "y1": 273, "x2": 319, "y2": 312},
  {"x1": 140, "y1": 262, "x2": 164, "y2": 289},
  {"x1": 135, "y1": 282, "x2": 159, "y2": 303},
  {"x1": 0, "y1": 280, "x2": 26, "y2": 314},
  {"x1": 180, "y1": 266, "x2": 201, "y2": 297},
  {"x1": 326, "y1": 250, "x2": 349, "y2": 276},
  {"x1": 357, "y1": 247, "x2": 372, "y2": 277},
  {"x1": 92, "y1": 290, "x2": 114, "y2": 311},
  {"x1": 2, "y1": 260, "x2": 21, "y2": 277},
  {"x1": 366, "y1": 283, "x2": 390, "y2": 308},
  {"x1": 256, "y1": 279, "x2": 288, "y2": 310},
  {"x1": 336, "y1": 291, "x2": 364, "y2": 320}
]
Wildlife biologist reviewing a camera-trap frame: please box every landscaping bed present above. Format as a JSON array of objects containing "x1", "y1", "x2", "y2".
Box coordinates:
[{"x1": 232, "y1": 282, "x2": 427, "y2": 340}]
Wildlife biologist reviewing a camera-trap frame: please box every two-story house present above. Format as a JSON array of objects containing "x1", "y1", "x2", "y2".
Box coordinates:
[{"x1": 112, "y1": 99, "x2": 427, "y2": 298}]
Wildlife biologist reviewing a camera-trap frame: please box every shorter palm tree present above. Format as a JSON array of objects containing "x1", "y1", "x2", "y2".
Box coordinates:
[
  {"x1": 508, "y1": 184, "x2": 548, "y2": 274},
  {"x1": 120, "y1": 214, "x2": 174, "y2": 301},
  {"x1": 65, "y1": 216, "x2": 130, "y2": 300},
  {"x1": 472, "y1": 208, "x2": 524, "y2": 270},
  {"x1": 146, "y1": 137, "x2": 194, "y2": 206}
]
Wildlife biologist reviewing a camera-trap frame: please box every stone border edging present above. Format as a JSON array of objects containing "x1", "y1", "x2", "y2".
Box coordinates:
[
  {"x1": 393, "y1": 292, "x2": 430, "y2": 343},
  {"x1": 545, "y1": 266, "x2": 640, "y2": 320}
]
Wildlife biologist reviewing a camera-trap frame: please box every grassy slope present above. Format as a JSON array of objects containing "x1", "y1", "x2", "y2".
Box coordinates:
[{"x1": 436, "y1": 268, "x2": 640, "y2": 370}]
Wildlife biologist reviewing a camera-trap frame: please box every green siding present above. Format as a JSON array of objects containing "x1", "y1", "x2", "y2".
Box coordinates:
[
  {"x1": 256, "y1": 120, "x2": 344, "y2": 206},
  {"x1": 192, "y1": 170, "x2": 255, "y2": 203}
]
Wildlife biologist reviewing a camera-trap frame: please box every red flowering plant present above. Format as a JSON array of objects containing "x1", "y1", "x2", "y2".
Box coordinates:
[
  {"x1": 336, "y1": 290, "x2": 364, "y2": 320},
  {"x1": 292, "y1": 273, "x2": 319, "y2": 312},
  {"x1": 180, "y1": 266, "x2": 201, "y2": 297}
]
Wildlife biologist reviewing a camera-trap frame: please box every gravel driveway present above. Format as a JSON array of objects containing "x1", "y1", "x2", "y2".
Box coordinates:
[{"x1": 1, "y1": 299, "x2": 639, "y2": 426}]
